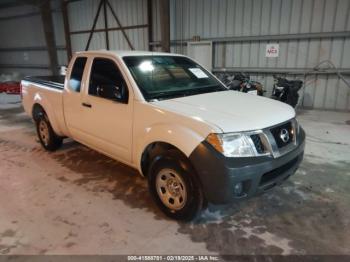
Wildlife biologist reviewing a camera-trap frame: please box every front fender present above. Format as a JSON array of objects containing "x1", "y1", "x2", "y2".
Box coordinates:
[{"x1": 134, "y1": 123, "x2": 206, "y2": 173}]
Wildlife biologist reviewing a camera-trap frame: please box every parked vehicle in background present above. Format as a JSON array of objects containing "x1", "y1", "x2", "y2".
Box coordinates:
[
  {"x1": 0, "y1": 81, "x2": 21, "y2": 95},
  {"x1": 21, "y1": 50, "x2": 305, "y2": 220},
  {"x1": 220, "y1": 72, "x2": 265, "y2": 96},
  {"x1": 0, "y1": 73, "x2": 22, "y2": 95},
  {"x1": 271, "y1": 75, "x2": 303, "y2": 108}
]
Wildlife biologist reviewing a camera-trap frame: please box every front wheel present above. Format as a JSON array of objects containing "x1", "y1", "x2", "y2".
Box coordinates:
[
  {"x1": 148, "y1": 150, "x2": 204, "y2": 221},
  {"x1": 35, "y1": 113, "x2": 63, "y2": 151}
]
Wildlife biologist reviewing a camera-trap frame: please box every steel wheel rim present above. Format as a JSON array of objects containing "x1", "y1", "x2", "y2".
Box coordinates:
[
  {"x1": 39, "y1": 120, "x2": 49, "y2": 146},
  {"x1": 155, "y1": 168, "x2": 187, "y2": 211}
]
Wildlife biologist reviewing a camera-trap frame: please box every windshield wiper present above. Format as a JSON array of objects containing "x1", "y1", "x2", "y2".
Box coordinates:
[
  {"x1": 148, "y1": 91, "x2": 185, "y2": 100},
  {"x1": 180, "y1": 85, "x2": 226, "y2": 96},
  {"x1": 147, "y1": 85, "x2": 226, "y2": 101}
]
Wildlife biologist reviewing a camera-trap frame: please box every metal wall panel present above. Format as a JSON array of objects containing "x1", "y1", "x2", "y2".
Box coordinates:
[
  {"x1": 0, "y1": 0, "x2": 348, "y2": 111},
  {"x1": 52, "y1": 4, "x2": 68, "y2": 66},
  {"x1": 0, "y1": 4, "x2": 38, "y2": 17},
  {"x1": 0, "y1": 0, "x2": 148, "y2": 75},
  {"x1": 155, "y1": 0, "x2": 350, "y2": 111},
  {"x1": 68, "y1": 0, "x2": 148, "y2": 53},
  {"x1": 0, "y1": 0, "x2": 67, "y2": 76},
  {"x1": 0, "y1": 14, "x2": 46, "y2": 48},
  {"x1": 0, "y1": 5, "x2": 47, "y2": 76},
  {"x1": 68, "y1": 0, "x2": 104, "y2": 32},
  {"x1": 152, "y1": 0, "x2": 161, "y2": 42}
]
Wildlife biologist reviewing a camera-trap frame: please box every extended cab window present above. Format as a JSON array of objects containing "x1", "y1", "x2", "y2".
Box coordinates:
[
  {"x1": 69, "y1": 57, "x2": 87, "y2": 92},
  {"x1": 89, "y1": 58, "x2": 128, "y2": 102}
]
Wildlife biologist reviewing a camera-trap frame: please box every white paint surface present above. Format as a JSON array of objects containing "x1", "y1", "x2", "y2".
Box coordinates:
[{"x1": 266, "y1": 44, "x2": 279, "y2": 57}]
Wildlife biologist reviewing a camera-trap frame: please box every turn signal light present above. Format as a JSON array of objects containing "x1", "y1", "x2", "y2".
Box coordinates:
[{"x1": 206, "y1": 133, "x2": 223, "y2": 153}]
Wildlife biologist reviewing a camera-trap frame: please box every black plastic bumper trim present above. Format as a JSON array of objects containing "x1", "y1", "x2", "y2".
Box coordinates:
[{"x1": 189, "y1": 127, "x2": 305, "y2": 204}]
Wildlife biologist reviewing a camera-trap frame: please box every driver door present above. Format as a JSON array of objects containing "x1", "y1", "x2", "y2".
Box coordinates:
[{"x1": 79, "y1": 57, "x2": 133, "y2": 164}]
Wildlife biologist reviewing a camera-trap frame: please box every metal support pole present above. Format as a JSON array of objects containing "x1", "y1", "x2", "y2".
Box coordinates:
[
  {"x1": 0, "y1": 11, "x2": 40, "y2": 21},
  {"x1": 212, "y1": 67, "x2": 350, "y2": 75},
  {"x1": 61, "y1": 0, "x2": 72, "y2": 60},
  {"x1": 103, "y1": 0, "x2": 109, "y2": 50},
  {"x1": 159, "y1": 0, "x2": 170, "y2": 52},
  {"x1": 0, "y1": 46, "x2": 66, "y2": 52},
  {"x1": 85, "y1": 0, "x2": 104, "y2": 51},
  {"x1": 40, "y1": 0, "x2": 59, "y2": 75},
  {"x1": 150, "y1": 31, "x2": 350, "y2": 47},
  {"x1": 106, "y1": 0, "x2": 134, "y2": 50},
  {"x1": 70, "y1": 24, "x2": 148, "y2": 35},
  {"x1": 147, "y1": 0, "x2": 153, "y2": 51}
]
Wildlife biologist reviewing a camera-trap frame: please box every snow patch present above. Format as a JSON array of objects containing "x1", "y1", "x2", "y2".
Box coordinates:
[
  {"x1": 325, "y1": 188, "x2": 334, "y2": 193},
  {"x1": 229, "y1": 222, "x2": 294, "y2": 255}
]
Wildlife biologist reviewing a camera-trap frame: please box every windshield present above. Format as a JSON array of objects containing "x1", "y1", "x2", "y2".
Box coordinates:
[{"x1": 123, "y1": 55, "x2": 227, "y2": 101}]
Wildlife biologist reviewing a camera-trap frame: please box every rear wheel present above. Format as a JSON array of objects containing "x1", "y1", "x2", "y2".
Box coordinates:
[
  {"x1": 148, "y1": 150, "x2": 204, "y2": 221},
  {"x1": 35, "y1": 113, "x2": 63, "y2": 151}
]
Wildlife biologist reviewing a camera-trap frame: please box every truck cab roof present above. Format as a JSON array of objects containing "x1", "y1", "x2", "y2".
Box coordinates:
[{"x1": 75, "y1": 50, "x2": 185, "y2": 58}]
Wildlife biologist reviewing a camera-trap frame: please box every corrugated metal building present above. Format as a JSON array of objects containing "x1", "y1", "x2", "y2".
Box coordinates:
[
  {"x1": 68, "y1": 0, "x2": 149, "y2": 52},
  {"x1": 0, "y1": 0, "x2": 349, "y2": 110},
  {"x1": 0, "y1": 1, "x2": 66, "y2": 76},
  {"x1": 160, "y1": 0, "x2": 350, "y2": 111}
]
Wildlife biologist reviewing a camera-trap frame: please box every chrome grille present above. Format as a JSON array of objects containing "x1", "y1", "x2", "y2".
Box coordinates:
[
  {"x1": 244, "y1": 119, "x2": 298, "y2": 158},
  {"x1": 250, "y1": 134, "x2": 265, "y2": 154},
  {"x1": 270, "y1": 121, "x2": 294, "y2": 148}
]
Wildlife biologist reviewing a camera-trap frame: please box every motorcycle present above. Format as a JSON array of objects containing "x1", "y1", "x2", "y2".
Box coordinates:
[
  {"x1": 271, "y1": 75, "x2": 303, "y2": 108},
  {"x1": 221, "y1": 72, "x2": 265, "y2": 96}
]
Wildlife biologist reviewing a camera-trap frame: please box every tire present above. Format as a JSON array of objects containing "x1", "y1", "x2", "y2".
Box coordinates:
[
  {"x1": 35, "y1": 113, "x2": 63, "y2": 151},
  {"x1": 148, "y1": 149, "x2": 204, "y2": 221}
]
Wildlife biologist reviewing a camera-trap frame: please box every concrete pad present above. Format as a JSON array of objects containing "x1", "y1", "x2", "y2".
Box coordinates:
[{"x1": 0, "y1": 103, "x2": 350, "y2": 255}]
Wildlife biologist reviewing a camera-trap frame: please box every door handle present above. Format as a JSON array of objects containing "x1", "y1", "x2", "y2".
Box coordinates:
[{"x1": 82, "y1": 102, "x2": 92, "y2": 108}]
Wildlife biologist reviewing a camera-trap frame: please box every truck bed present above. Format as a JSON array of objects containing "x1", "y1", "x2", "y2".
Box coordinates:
[
  {"x1": 23, "y1": 76, "x2": 65, "y2": 90},
  {"x1": 21, "y1": 75, "x2": 67, "y2": 137}
]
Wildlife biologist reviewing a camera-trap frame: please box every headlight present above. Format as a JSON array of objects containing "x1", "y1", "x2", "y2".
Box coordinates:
[{"x1": 206, "y1": 133, "x2": 256, "y2": 157}]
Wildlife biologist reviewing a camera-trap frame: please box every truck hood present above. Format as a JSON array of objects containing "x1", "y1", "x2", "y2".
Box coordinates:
[{"x1": 151, "y1": 91, "x2": 295, "y2": 133}]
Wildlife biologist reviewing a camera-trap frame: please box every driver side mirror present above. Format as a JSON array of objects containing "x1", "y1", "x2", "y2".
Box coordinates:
[{"x1": 97, "y1": 83, "x2": 128, "y2": 103}]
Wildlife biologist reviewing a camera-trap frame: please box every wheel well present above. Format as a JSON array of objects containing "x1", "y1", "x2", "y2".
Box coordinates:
[
  {"x1": 140, "y1": 142, "x2": 187, "y2": 176},
  {"x1": 32, "y1": 103, "x2": 45, "y2": 122}
]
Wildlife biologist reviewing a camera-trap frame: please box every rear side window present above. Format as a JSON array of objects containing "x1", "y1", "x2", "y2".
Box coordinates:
[{"x1": 69, "y1": 57, "x2": 87, "y2": 92}]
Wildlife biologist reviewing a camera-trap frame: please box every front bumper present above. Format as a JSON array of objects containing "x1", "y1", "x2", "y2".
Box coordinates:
[{"x1": 189, "y1": 128, "x2": 305, "y2": 204}]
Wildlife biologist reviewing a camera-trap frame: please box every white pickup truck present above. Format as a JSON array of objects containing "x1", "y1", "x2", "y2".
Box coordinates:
[{"x1": 22, "y1": 50, "x2": 305, "y2": 220}]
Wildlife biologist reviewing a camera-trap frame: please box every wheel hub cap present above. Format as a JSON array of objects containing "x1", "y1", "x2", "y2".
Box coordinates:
[
  {"x1": 167, "y1": 179, "x2": 181, "y2": 196},
  {"x1": 39, "y1": 120, "x2": 49, "y2": 146},
  {"x1": 155, "y1": 168, "x2": 187, "y2": 211}
]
